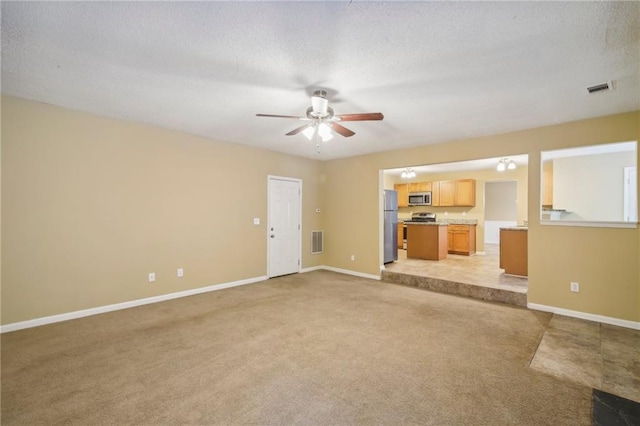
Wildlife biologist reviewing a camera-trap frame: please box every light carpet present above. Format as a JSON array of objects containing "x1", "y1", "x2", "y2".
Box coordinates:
[{"x1": 1, "y1": 270, "x2": 591, "y2": 424}]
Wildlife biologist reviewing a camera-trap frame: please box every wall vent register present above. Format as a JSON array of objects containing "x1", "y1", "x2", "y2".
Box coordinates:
[{"x1": 311, "y1": 230, "x2": 324, "y2": 254}]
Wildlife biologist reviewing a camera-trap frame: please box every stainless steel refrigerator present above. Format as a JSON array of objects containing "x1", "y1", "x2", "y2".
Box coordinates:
[{"x1": 383, "y1": 189, "x2": 398, "y2": 263}]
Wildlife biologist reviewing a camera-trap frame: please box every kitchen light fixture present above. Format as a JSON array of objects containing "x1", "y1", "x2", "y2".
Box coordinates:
[
  {"x1": 302, "y1": 121, "x2": 334, "y2": 146},
  {"x1": 401, "y1": 168, "x2": 416, "y2": 179},
  {"x1": 497, "y1": 158, "x2": 516, "y2": 171}
]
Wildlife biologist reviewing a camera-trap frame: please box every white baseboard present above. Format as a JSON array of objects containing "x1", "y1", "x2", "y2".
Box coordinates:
[
  {"x1": 302, "y1": 265, "x2": 380, "y2": 281},
  {"x1": 322, "y1": 266, "x2": 381, "y2": 280},
  {"x1": 0, "y1": 275, "x2": 268, "y2": 334},
  {"x1": 528, "y1": 303, "x2": 640, "y2": 330},
  {"x1": 300, "y1": 265, "x2": 324, "y2": 273}
]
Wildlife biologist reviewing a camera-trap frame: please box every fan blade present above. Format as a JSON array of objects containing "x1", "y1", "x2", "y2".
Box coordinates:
[
  {"x1": 286, "y1": 123, "x2": 314, "y2": 136},
  {"x1": 335, "y1": 113, "x2": 384, "y2": 121},
  {"x1": 256, "y1": 113, "x2": 309, "y2": 120},
  {"x1": 329, "y1": 122, "x2": 355, "y2": 137}
]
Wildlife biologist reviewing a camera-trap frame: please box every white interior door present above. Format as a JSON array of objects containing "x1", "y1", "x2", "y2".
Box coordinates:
[{"x1": 268, "y1": 176, "x2": 301, "y2": 278}]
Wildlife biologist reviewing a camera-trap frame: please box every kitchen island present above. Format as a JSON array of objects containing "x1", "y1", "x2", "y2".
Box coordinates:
[
  {"x1": 406, "y1": 223, "x2": 448, "y2": 261},
  {"x1": 500, "y1": 227, "x2": 528, "y2": 276}
]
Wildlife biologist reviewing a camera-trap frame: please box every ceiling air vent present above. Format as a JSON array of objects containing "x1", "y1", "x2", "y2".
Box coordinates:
[{"x1": 587, "y1": 81, "x2": 612, "y2": 94}]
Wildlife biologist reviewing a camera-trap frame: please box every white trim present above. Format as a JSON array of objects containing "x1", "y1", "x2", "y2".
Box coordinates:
[
  {"x1": 1, "y1": 276, "x2": 267, "y2": 334},
  {"x1": 300, "y1": 265, "x2": 324, "y2": 273},
  {"x1": 321, "y1": 266, "x2": 381, "y2": 281},
  {"x1": 301, "y1": 265, "x2": 381, "y2": 281},
  {"x1": 528, "y1": 303, "x2": 640, "y2": 330},
  {"x1": 540, "y1": 220, "x2": 637, "y2": 229},
  {"x1": 267, "y1": 175, "x2": 303, "y2": 278}
]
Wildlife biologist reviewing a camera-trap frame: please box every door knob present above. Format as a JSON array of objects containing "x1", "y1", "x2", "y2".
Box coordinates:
[{"x1": 270, "y1": 234, "x2": 275, "y2": 238}]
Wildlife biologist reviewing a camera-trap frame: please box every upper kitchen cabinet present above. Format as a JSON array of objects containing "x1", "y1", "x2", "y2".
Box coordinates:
[
  {"x1": 394, "y1": 183, "x2": 409, "y2": 208},
  {"x1": 437, "y1": 180, "x2": 456, "y2": 206},
  {"x1": 455, "y1": 179, "x2": 476, "y2": 206},
  {"x1": 408, "y1": 182, "x2": 432, "y2": 192},
  {"x1": 542, "y1": 161, "x2": 554, "y2": 208},
  {"x1": 432, "y1": 181, "x2": 440, "y2": 206},
  {"x1": 431, "y1": 179, "x2": 475, "y2": 207}
]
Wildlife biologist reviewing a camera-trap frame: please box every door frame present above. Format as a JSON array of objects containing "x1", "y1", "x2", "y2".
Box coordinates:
[
  {"x1": 623, "y1": 166, "x2": 637, "y2": 222},
  {"x1": 267, "y1": 175, "x2": 303, "y2": 278}
]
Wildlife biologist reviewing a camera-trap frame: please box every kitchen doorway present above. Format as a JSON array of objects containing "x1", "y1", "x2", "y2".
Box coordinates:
[
  {"x1": 484, "y1": 181, "x2": 517, "y2": 245},
  {"x1": 382, "y1": 155, "x2": 529, "y2": 302},
  {"x1": 267, "y1": 176, "x2": 301, "y2": 278}
]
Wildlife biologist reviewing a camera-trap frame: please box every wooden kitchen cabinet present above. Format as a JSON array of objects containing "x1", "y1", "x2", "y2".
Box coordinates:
[
  {"x1": 500, "y1": 228, "x2": 528, "y2": 276},
  {"x1": 542, "y1": 161, "x2": 553, "y2": 207},
  {"x1": 431, "y1": 181, "x2": 440, "y2": 206},
  {"x1": 397, "y1": 222, "x2": 404, "y2": 249},
  {"x1": 454, "y1": 179, "x2": 476, "y2": 206},
  {"x1": 409, "y1": 182, "x2": 432, "y2": 192},
  {"x1": 438, "y1": 180, "x2": 455, "y2": 206},
  {"x1": 431, "y1": 179, "x2": 476, "y2": 207},
  {"x1": 406, "y1": 224, "x2": 448, "y2": 260},
  {"x1": 394, "y1": 183, "x2": 409, "y2": 207},
  {"x1": 447, "y1": 224, "x2": 476, "y2": 256}
]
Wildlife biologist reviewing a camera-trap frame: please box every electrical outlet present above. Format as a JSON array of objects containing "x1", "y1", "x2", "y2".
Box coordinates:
[
  {"x1": 148, "y1": 272, "x2": 156, "y2": 283},
  {"x1": 253, "y1": 218, "x2": 260, "y2": 225},
  {"x1": 350, "y1": 255, "x2": 355, "y2": 261},
  {"x1": 570, "y1": 281, "x2": 580, "y2": 292},
  {"x1": 177, "y1": 268, "x2": 184, "y2": 278}
]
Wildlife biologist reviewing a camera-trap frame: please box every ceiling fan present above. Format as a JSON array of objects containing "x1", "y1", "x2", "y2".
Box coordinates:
[{"x1": 256, "y1": 90, "x2": 384, "y2": 149}]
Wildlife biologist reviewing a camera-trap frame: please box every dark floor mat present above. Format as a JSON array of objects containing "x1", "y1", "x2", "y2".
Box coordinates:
[{"x1": 593, "y1": 389, "x2": 640, "y2": 426}]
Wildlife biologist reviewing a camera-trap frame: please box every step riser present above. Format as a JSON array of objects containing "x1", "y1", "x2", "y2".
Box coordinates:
[{"x1": 381, "y1": 270, "x2": 527, "y2": 307}]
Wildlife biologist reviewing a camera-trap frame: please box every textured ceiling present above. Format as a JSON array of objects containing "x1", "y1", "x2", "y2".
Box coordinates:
[{"x1": 2, "y1": 2, "x2": 639, "y2": 160}]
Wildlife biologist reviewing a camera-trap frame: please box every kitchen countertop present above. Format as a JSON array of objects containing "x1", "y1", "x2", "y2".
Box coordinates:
[
  {"x1": 437, "y1": 219, "x2": 478, "y2": 225},
  {"x1": 402, "y1": 219, "x2": 478, "y2": 225},
  {"x1": 405, "y1": 222, "x2": 448, "y2": 226},
  {"x1": 501, "y1": 226, "x2": 528, "y2": 231}
]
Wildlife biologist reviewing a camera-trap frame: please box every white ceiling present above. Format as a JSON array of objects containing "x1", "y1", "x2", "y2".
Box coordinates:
[{"x1": 2, "y1": 2, "x2": 639, "y2": 160}]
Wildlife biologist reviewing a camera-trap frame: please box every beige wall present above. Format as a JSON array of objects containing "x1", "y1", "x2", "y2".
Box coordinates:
[
  {"x1": 2, "y1": 96, "x2": 639, "y2": 325},
  {"x1": 553, "y1": 151, "x2": 636, "y2": 221},
  {"x1": 1, "y1": 96, "x2": 324, "y2": 324},
  {"x1": 323, "y1": 111, "x2": 640, "y2": 322}
]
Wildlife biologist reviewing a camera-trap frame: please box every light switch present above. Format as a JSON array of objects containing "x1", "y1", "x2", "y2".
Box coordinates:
[{"x1": 253, "y1": 218, "x2": 260, "y2": 225}]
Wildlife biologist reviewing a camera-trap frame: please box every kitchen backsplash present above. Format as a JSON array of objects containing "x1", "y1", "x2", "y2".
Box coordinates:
[{"x1": 398, "y1": 206, "x2": 479, "y2": 222}]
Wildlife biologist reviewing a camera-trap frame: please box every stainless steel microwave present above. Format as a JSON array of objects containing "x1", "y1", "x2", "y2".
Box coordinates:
[{"x1": 408, "y1": 192, "x2": 432, "y2": 206}]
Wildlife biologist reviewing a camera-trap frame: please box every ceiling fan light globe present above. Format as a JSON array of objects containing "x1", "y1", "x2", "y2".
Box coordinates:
[
  {"x1": 321, "y1": 133, "x2": 333, "y2": 142},
  {"x1": 497, "y1": 162, "x2": 506, "y2": 172},
  {"x1": 302, "y1": 126, "x2": 315, "y2": 140},
  {"x1": 318, "y1": 123, "x2": 332, "y2": 138},
  {"x1": 507, "y1": 161, "x2": 516, "y2": 170}
]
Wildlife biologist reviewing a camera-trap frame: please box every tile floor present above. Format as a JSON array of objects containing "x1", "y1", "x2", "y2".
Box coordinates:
[
  {"x1": 385, "y1": 243, "x2": 528, "y2": 293},
  {"x1": 530, "y1": 315, "x2": 640, "y2": 403}
]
